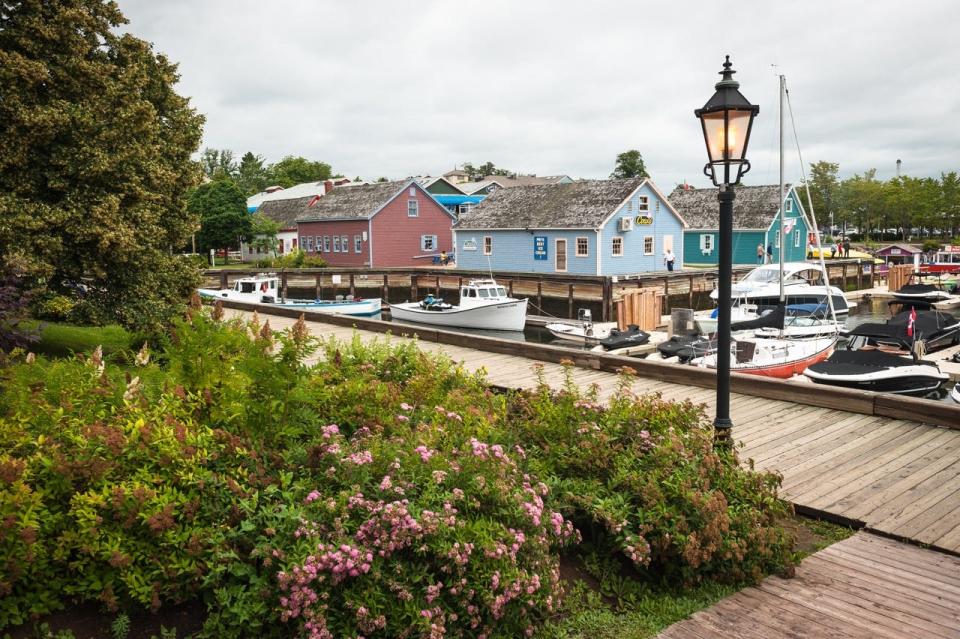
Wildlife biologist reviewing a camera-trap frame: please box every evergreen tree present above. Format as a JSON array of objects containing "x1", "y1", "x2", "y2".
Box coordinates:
[{"x1": 610, "y1": 150, "x2": 649, "y2": 179}]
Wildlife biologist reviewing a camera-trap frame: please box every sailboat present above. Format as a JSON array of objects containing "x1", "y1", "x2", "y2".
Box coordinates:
[{"x1": 690, "y1": 74, "x2": 838, "y2": 378}]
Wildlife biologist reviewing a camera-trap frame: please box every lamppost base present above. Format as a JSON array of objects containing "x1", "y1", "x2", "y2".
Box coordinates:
[{"x1": 713, "y1": 417, "x2": 733, "y2": 451}]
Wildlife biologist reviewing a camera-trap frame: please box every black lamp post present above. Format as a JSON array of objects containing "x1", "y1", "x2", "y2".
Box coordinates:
[{"x1": 694, "y1": 56, "x2": 759, "y2": 449}]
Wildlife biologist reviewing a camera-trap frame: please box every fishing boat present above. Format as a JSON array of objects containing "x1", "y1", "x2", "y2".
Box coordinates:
[
  {"x1": 388, "y1": 279, "x2": 527, "y2": 331},
  {"x1": 198, "y1": 274, "x2": 381, "y2": 316}
]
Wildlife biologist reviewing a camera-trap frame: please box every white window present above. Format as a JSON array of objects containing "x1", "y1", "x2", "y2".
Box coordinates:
[
  {"x1": 333, "y1": 236, "x2": 341, "y2": 252},
  {"x1": 785, "y1": 199, "x2": 793, "y2": 213},
  {"x1": 483, "y1": 236, "x2": 492, "y2": 255},
  {"x1": 794, "y1": 229, "x2": 801, "y2": 248},
  {"x1": 643, "y1": 236, "x2": 654, "y2": 255},
  {"x1": 408, "y1": 200, "x2": 419, "y2": 217},
  {"x1": 576, "y1": 237, "x2": 589, "y2": 257},
  {"x1": 409, "y1": 186, "x2": 416, "y2": 196},
  {"x1": 323, "y1": 236, "x2": 331, "y2": 252},
  {"x1": 638, "y1": 196, "x2": 649, "y2": 212},
  {"x1": 355, "y1": 235, "x2": 362, "y2": 253},
  {"x1": 700, "y1": 234, "x2": 714, "y2": 253},
  {"x1": 663, "y1": 234, "x2": 674, "y2": 252},
  {"x1": 299, "y1": 236, "x2": 306, "y2": 249},
  {"x1": 305, "y1": 236, "x2": 314, "y2": 252},
  {"x1": 612, "y1": 237, "x2": 623, "y2": 256},
  {"x1": 775, "y1": 232, "x2": 781, "y2": 249},
  {"x1": 341, "y1": 235, "x2": 348, "y2": 252},
  {"x1": 315, "y1": 236, "x2": 322, "y2": 252},
  {"x1": 421, "y1": 235, "x2": 438, "y2": 251}
]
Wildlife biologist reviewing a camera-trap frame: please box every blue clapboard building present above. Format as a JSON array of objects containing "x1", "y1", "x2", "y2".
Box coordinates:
[{"x1": 453, "y1": 178, "x2": 687, "y2": 275}]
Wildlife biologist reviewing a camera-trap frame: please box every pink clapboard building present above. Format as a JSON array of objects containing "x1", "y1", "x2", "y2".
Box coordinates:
[{"x1": 295, "y1": 179, "x2": 455, "y2": 267}]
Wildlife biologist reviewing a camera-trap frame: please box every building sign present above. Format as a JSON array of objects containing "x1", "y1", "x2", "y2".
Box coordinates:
[
  {"x1": 462, "y1": 239, "x2": 477, "y2": 251},
  {"x1": 890, "y1": 248, "x2": 901, "y2": 255},
  {"x1": 533, "y1": 236, "x2": 548, "y2": 260},
  {"x1": 636, "y1": 215, "x2": 654, "y2": 225}
]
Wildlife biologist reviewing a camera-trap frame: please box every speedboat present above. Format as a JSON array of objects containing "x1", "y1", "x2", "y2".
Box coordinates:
[
  {"x1": 804, "y1": 350, "x2": 949, "y2": 395},
  {"x1": 388, "y1": 279, "x2": 528, "y2": 331},
  {"x1": 198, "y1": 274, "x2": 381, "y2": 316},
  {"x1": 951, "y1": 383, "x2": 960, "y2": 403},
  {"x1": 710, "y1": 262, "x2": 851, "y2": 316},
  {"x1": 843, "y1": 309, "x2": 960, "y2": 354},
  {"x1": 690, "y1": 334, "x2": 836, "y2": 379},
  {"x1": 545, "y1": 321, "x2": 616, "y2": 345},
  {"x1": 892, "y1": 282, "x2": 954, "y2": 303}
]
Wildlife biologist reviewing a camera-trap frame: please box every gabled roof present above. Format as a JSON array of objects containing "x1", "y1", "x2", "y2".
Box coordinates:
[
  {"x1": 669, "y1": 184, "x2": 795, "y2": 230},
  {"x1": 876, "y1": 243, "x2": 922, "y2": 255},
  {"x1": 416, "y1": 176, "x2": 466, "y2": 194},
  {"x1": 454, "y1": 178, "x2": 645, "y2": 230},
  {"x1": 255, "y1": 196, "x2": 315, "y2": 229},
  {"x1": 295, "y1": 179, "x2": 454, "y2": 223}
]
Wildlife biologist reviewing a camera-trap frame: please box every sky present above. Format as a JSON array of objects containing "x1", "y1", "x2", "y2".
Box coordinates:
[{"x1": 120, "y1": 0, "x2": 960, "y2": 191}]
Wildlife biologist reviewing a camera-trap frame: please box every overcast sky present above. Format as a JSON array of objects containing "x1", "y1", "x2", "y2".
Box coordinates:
[{"x1": 120, "y1": 0, "x2": 959, "y2": 191}]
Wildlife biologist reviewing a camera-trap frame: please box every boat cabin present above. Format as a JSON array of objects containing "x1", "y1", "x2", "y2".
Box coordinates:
[
  {"x1": 737, "y1": 263, "x2": 828, "y2": 288},
  {"x1": 232, "y1": 275, "x2": 280, "y2": 295},
  {"x1": 460, "y1": 279, "x2": 509, "y2": 303},
  {"x1": 928, "y1": 246, "x2": 960, "y2": 274}
]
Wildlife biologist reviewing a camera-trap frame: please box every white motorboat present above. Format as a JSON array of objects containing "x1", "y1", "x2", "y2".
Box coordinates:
[
  {"x1": 198, "y1": 274, "x2": 382, "y2": 316},
  {"x1": 545, "y1": 321, "x2": 615, "y2": 344},
  {"x1": 710, "y1": 262, "x2": 851, "y2": 315},
  {"x1": 951, "y1": 382, "x2": 960, "y2": 403},
  {"x1": 388, "y1": 279, "x2": 528, "y2": 331}
]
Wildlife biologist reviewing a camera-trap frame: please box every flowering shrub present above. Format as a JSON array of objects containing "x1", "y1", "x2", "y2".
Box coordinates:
[
  {"x1": 0, "y1": 308, "x2": 795, "y2": 636},
  {"x1": 509, "y1": 365, "x2": 794, "y2": 585}
]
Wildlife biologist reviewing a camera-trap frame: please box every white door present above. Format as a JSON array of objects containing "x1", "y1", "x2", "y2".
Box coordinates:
[
  {"x1": 663, "y1": 235, "x2": 674, "y2": 252},
  {"x1": 556, "y1": 239, "x2": 567, "y2": 272}
]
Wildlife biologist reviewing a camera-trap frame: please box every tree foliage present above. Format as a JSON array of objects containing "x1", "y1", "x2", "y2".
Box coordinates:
[
  {"x1": 460, "y1": 162, "x2": 514, "y2": 180},
  {"x1": 248, "y1": 213, "x2": 282, "y2": 256},
  {"x1": 610, "y1": 149, "x2": 649, "y2": 180},
  {"x1": 0, "y1": 0, "x2": 205, "y2": 332},
  {"x1": 268, "y1": 155, "x2": 332, "y2": 188},
  {"x1": 200, "y1": 148, "x2": 237, "y2": 180},
  {"x1": 236, "y1": 151, "x2": 270, "y2": 195},
  {"x1": 188, "y1": 178, "x2": 250, "y2": 252}
]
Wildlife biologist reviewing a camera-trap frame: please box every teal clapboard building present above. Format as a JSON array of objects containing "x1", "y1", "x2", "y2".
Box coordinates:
[
  {"x1": 453, "y1": 178, "x2": 687, "y2": 276},
  {"x1": 670, "y1": 184, "x2": 809, "y2": 266}
]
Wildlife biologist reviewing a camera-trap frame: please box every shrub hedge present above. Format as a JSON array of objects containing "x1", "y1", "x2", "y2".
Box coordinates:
[{"x1": 0, "y1": 308, "x2": 794, "y2": 637}]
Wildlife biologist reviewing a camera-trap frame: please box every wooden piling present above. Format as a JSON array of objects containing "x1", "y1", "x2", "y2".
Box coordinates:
[
  {"x1": 567, "y1": 284, "x2": 574, "y2": 319},
  {"x1": 381, "y1": 274, "x2": 389, "y2": 302},
  {"x1": 349, "y1": 273, "x2": 356, "y2": 298},
  {"x1": 315, "y1": 274, "x2": 322, "y2": 300},
  {"x1": 537, "y1": 282, "x2": 542, "y2": 312}
]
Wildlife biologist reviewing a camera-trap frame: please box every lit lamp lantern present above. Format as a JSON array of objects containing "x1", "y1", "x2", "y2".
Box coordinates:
[{"x1": 694, "y1": 56, "x2": 759, "y2": 449}]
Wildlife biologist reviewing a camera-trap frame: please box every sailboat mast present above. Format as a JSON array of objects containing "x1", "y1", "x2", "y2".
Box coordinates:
[{"x1": 778, "y1": 74, "x2": 786, "y2": 304}]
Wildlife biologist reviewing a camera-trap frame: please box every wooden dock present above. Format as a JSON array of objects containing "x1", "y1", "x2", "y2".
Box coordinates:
[
  {"x1": 658, "y1": 532, "x2": 960, "y2": 639},
  {"x1": 222, "y1": 305, "x2": 960, "y2": 555}
]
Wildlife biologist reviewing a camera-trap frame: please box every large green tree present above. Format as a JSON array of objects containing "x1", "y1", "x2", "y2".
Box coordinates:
[
  {"x1": 0, "y1": 0, "x2": 204, "y2": 331},
  {"x1": 610, "y1": 149, "x2": 649, "y2": 180},
  {"x1": 805, "y1": 161, "x2": 841, "y2": 225},
  {"x1": 188, "y1": 178, "x2": 250, "y2": 252},
  {"x1": 268, "y1": 155, "x2": 332, "y2": 187}
]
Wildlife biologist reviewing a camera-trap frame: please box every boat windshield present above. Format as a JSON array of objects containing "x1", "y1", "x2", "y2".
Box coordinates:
[
  {"x1": 239, "y1": 281, "x2": 257, "y2": 293},
  {"x1": 477, "y1": 288, "x2": 489, "y2": 298},
  {"x1": 741, "y1": 269, "x2": 780, "y2": 283},
  {"x1": 496, "y1": 287, "x2": 507, "y2": 297}
]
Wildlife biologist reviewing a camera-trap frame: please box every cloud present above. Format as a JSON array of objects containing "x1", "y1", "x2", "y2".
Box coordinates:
[{"x1": 120, "y1": 0, "x2": 960, "y2": 188}]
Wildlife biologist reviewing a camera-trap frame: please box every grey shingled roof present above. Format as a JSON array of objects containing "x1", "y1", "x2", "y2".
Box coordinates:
[
  {"x1": 669, "y1": 184, "x2": 792, "y2": 230},
  {"x1": 296, "y1": 180, "x2": 408, "y2": 222},
  {"x1": 454, "y1": 178, "x2": 644, "y2": 230},
  {"x1": 256, "y1": 196, "x2": 315, "y2": 229}
]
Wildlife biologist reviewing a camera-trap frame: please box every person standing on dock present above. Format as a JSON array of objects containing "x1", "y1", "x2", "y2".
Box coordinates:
[
  {"x1": 664, "y1": 248, "x2": 676, "y2": 272},
  {"x1": 766, "y1": 243, "x2": 773, "y2": 264},
  {"x1": 843, "y1": 237, "x2": 851, "y2": 258},
  {"x1": 757, "y1": 244, "x2": 765, "y2": 264}
]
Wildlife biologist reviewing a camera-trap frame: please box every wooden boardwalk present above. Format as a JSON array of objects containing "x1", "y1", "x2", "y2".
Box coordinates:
[
  {"x1": 227, "y1": 310, "x2": 960, "y2": 554},
  {"x1": 658, "y1": 532, "x2": 960, "y2": 639}
]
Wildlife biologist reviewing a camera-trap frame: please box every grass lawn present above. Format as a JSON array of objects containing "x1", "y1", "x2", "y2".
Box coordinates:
[{"x1": 27, "y1": 321, "x2": 136, "y2": 359}]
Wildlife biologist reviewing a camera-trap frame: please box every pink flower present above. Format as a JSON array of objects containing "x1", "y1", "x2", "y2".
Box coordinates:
[
  {"x1": 304, "y1": 491, "x2": 321, "y2": 504},
  {"x1": 414, "y1": 445, "x2": 435, "y2": 462},
  {"x1": 346, "y1": 450, "x2": 374, "y2": 465}
]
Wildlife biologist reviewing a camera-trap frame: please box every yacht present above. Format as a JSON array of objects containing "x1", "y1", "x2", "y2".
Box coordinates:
[{"x1": 710, "y1": 262, "x2": 851, "y2": 316}]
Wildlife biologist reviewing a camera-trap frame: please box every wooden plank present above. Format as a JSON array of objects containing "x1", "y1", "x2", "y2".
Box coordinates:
[{"x1": 874, "y1": 394, "x2": 960, "y2": 430}]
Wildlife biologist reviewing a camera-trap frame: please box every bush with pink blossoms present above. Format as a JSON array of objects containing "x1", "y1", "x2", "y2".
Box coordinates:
[{"x1": 275, "y1": 417, "x2": 578, "y2": 639}]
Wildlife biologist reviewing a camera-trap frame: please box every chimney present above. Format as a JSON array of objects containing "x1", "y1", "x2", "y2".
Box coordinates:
[{"x1": 324, "y1": 180, "x2": 334, "y2": 194}]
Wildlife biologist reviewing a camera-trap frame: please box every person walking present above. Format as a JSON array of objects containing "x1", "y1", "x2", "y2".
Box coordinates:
[
  {"x1": 766, "y1": 243, "x2": 773, "y2": 264},
  {"x1": 664, "y1": 248, "x2": 676, "y2": 272},
  {"x1": 843, "y1": 237, "x2": 851, "y2": 258},
  {"x1": 757, "y1": 244, "x2": 765, "y2": 264}
]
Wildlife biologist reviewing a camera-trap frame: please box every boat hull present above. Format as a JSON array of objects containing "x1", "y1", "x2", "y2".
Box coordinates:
[
  {"x1": 198, "y1": 289, "x2": 381, "y2": 316},
  {"x1": 694, "y1": 337, "x2": 836, "y2": 379},
  {"x1": 951, "y1": 383, "x2": 960, "y2": 403},
  {"x1": 804, "y1": 369, "x2": 949, "y2": 395},
  {"x1": 389, "y1": 298, "x2": 528, "y2": 331}
]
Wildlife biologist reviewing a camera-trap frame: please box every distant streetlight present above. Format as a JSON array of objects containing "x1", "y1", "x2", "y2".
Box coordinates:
[{"x1": 694, "y1": 55, "x2": 759, "y2": 450}]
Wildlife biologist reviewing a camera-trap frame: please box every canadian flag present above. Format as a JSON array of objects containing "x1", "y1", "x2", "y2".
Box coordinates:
[
  {"x1": 907, "y1": 307, "x2": 917, "y2": 338},
  {"x1": 783, "y1": 218, "x2": 796, "y2": 234}
]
